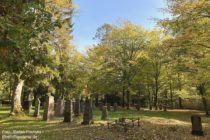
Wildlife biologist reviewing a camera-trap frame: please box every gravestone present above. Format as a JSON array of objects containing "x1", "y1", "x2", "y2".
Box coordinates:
[
  {"x1": 158, "y1": 104, "x2": 163, "y2": 110},
  {"x1": 113, "y1": 103, "x2": 118, "y2": 111},
  {"x1": 72, "y1": 100, "x2": 76, "y2": 114},
  {"x1": 135, "y1": 104, "x2": 140, "y2": 111},
  {"x1": 55, "y1": 99, "x2": 64, "y2": 117},
  {"x1": 92, "y1": 101, "x2": 96, "y2": 110},
  {"x1": 191, "y1": 115, "x2": 203, "y2": 136},
  {"x1": 34, "y1": 98, "x2": 40, "y2": 117},
  {"x1": 163, "y1": 105, "x2": 167, "y2": 112},
  {"x1": 80, "y1": 100, "x2": 85, "y2": 113},
  {"x1": 98, "y1": 102, "x2": 103, "y2": 110},
  {"x1": 106, "y1": 103, "x2": 111, "y2": 111},
  {"x1": 64, "y1": 100, "x2": 74, "y2": 122},
  {"x1": 149, "y1": 105, "x2": 152, "y2": 110},
  {"x1": 82, "y1": 99, "x2": 93, "y2": 125},
  {"x1": 74, "y1": 98, "x2": 81, "y2": 116},
  {"x1": 23, "y1": 93, "x2": 33, "y2": 115},
  {"x1": 43, "y1": 96, "x2": 54, "y2": 121},
  {"x1": 101, "y1": 106, "x2": 108, "y2": 120}
]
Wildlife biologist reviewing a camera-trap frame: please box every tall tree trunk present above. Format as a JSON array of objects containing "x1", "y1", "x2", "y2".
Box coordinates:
[
  {"x1": 122, "y1": 86, "x2": 125, "y2": 108},
  {"x1": 154, "y1": 78, "x2": 158, "y2": 110},
  {"x1": 11, "y1": 75, "x2": 24, "y2": 115},
  {"x1": 95, "y1": 94, "x2": 99, "y2": 106},
  {"x1": 177, "y1": 73, "x2": 183, "y2": 109},
  {"x1": 169, "y1": 80, "x2": 173, "y2": 109},
  {"x1": 197, "y1": 84, "x2": 209, "y2": 116},
  {"x1": 178, "y1": 97, "x2": 182, "y2": 109},
  {"x1": 154, "y1": 94, "x2": 158, "y2": 110},
  {"x1": 164, "y1": 90, "x2": 168, "y2": 112},
  {"x1": 147, "y1": 84, "x2": 152, "y2": 110},
  {"x1": 126, "y1": 89, "x2": 130, "y2": 109}
]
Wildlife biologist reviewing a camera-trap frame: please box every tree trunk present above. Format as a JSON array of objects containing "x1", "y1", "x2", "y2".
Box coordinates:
[
  {"x1": 177, "y1": 72, "x2": 183, "y2": 109},
  {"x1": 202, "y1": 97, "x2": 209, "y2": 115},
  {"x1": 11, "y1": 75, "x2": 24, "y2": 115},
  {"x1": 122, "y1": 86, "x2": 125, "y2": 108},
  {"x1": 154, "y1": 78, "x2": 158, "y2": 110},
  {"x1": 178, "y1": 97, "x2": 183, "y2": 109},
  {"x1": 197, "y1": 84, "x2": 209, "y2": 116},
  {"x1": 126, "y1": 89, "x2": 130, "y2": 109},
  {"x1": 164, "y1": 90, "x2": 168, "y2": 112},
  {"x1": 169, "y1": 81, "x2": 173, "y2": 109},
  {"x1": 95, "y1": 94, "x2": 99, "y2": 106},
  {"x1": 147, "y1": 84, "x2": 152, "y2": 110},
  {"x1": 154, "y1": 92, "x2": 158, "y2": 110}
]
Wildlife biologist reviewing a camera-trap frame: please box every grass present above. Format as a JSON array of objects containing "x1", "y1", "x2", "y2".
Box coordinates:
[{"x1": 0, "y1": 106, "x2": 210, "y2": 140}]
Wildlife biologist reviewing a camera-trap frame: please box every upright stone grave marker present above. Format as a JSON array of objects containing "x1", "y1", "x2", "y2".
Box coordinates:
[
  {"x1": 191, "y1": 115, "x2": 204, "y2": 136},
  {"x1": 23, "y1": 93, "x2": 33, "y2": 115},
  {"x1": 80, "y1": 100, "x2": 85, "y2": 114},
  {"x1": 64, "y1": 100, "x2": 73, "y2": 122},
  {"x1": 113, "y1": 103, "x2": 118, "y2": 111},
  {"x1": 74, "y1": 98, "x2": 81, "y2": 116},
  {"x1": 34, "y1": 98, "x2": 40, "y2": 117},
  {"x1": 43, "y1": 96, "x2": 54, "y2": 121},
  {"x1": 55, "y1": 98, "x2": 64, "y2": 117},
  {"x1": 82, "y1": 99, "x2": 93, "y2": 125},
  {"x1": 92, "y1": 101, "x2": 96, "y2": 110},
  {"x1": 101, "y1": 106, "x2": 108, "y2": 120},
  {"x1": 98, "y1": 102, "x2": 103, "y2": 111},
  {"x1": 106, "y1": 103, "x2": 111, "y2": 111}
]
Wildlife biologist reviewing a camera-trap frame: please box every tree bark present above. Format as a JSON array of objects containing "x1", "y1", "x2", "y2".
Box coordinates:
[
  {"x1": 122, "y1": 86, "x2": 125, "y2": 108},
  {"x1": 126, "y1": 89, "x2": 130, "y2": 109},
  {"x1": 154, "y1": 75, "x2": 159, "y2": 110},
  {"x1": 95, "y1": 94, "x2": 99, "y2": 106},
  {"x1": 11, "y1": 75, "x2": 24, "y2": 115},
  {"x1": 197, "y1": 84, "x2": 209, "y2": 116},
  {"x1": 177, "y1": 72, "x2": 183, "y2": 109},
  {"x1": 169, "y1": 80, "x2": 173, "y2": 109},
  {"x1": 178, "y1": 97, "x2": 183, "y2": 109}
]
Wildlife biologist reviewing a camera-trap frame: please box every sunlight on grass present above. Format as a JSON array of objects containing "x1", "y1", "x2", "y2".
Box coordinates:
[{"x1": 1, "y1": 106, "x2": 210, "y2": 140}]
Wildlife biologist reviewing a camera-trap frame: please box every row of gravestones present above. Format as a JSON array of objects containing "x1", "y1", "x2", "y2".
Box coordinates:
[
  {"x1": 99, "y1": 103, "x2": 118, "y2": 112},
  {"x1": 33, "y1": 96, "x2": 94, "y2": 125}
]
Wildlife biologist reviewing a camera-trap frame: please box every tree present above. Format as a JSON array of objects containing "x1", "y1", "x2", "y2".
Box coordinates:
[
  {"x1": 0, "y1": 0, "x2": 74, "y2": 115},
  {"x1": 161, "y1": 0, "x2": 210, "y2": 115}
]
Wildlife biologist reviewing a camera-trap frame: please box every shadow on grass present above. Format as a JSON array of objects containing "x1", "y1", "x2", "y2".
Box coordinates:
[{"x1": 93, "y1": 108, "x2": 210, "y2": 123}]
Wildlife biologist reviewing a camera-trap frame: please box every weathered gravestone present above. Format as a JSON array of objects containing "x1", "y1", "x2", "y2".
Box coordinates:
[
  {"x1": 34, "y1": 98, "x2": 40, "y2": 117},
  {"x1": 43, "y1": 96, "x2": 54, "y2": 121},
  {"x1": 101, "y1": 106, "x2": 108, "y2": 120},
  {"x1": 64, "y1": 100, "x2": 74, "y2": 122},
  {"x1": 149, "y1": 105, "x2": 152, "y2": 110},
  {"x1": 55, "y1": 98, "x2": 64, "y2": 117},
  {"x1": 163, "y1": 104, "x2": 167, "y2": 112},
  {"x1": 80, "y1": 100, "x2": 85, "y2": 113},
  {"x1": 74, "y1": 98, "x2": 81, "y2": 116},
  {"x1": 106, "y1": 103, "x2": 111, "y2": 111},
  {"x1": 191, "y1": 115, "x2": 204, "y2": 136},
  {"x1": 135, "y1": 104, "x2": 140, "y2": 111},
  {"x1": 82, "y1": 99, "x2": 93, "y2": 125},
  {"x1": 113, "y1": 103, "x2": 118, "y2": 111},
  {"x1": 158, "y1": 103, "x2": 163, "y2": 110},
  {"x1": 72, "y1": 100, "x2": 75, "y2": 114},
  {"x1": 98, "y1": 102, "x2": 103, "y2": 111},
  {"x1": 92, "y1": 101, "x2": 96, "y2": 110},
  {"x1": 23, "y1": 93, "x2": 33, "y2": 115}
]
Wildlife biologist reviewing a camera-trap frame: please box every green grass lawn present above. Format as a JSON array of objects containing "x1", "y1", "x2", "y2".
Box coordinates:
[{"x1": 0, "y1": 106, "x2": 210, "y2": 140}]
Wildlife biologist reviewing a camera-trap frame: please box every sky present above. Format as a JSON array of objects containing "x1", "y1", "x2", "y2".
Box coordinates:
[{"x1": 72, "y1": 0, "x2": 168, "y2": 53}]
